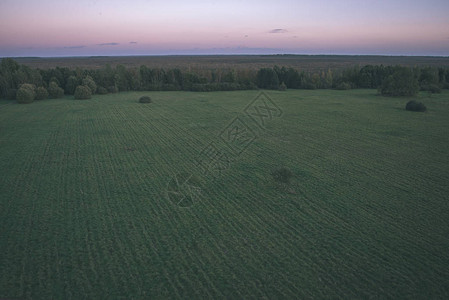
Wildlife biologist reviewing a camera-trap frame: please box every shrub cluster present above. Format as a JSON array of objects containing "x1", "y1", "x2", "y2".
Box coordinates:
[
  {"x1": 16, "y1": 84, "x2": 36, "y2": 104},
  {"x1": 35, "y1": 87, "x2": 49, "y2": 100},
  {"x1": 48, "y1": 82, "x2": 64, "y2": 98},
  {"x1": 74, "y1": 85, "x2": 92, "y2": 100},
  {"x1": 405, "y1": 100, "x2": 426, "y2": 112},
  {"x1": 139, "y1": 96, "x2": 152, "y2": 103},
  {"x1": 380, "y1": 68, "x2": 419, "y2": 96},
  {"x1": 82, "y1": 76, "x2": 97, "y2": 94},
  {"x1": 97, "y1": 86, "x2": 108, "y2": 95}
]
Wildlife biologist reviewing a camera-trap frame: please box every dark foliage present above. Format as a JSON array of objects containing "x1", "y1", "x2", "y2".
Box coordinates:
[
  {"x1": 1, "y1": 58, "x2": 449, "y2": 99},
  {"x1": 107, "y1": 86, "x2": 118, "y2": 93},
  {"x1": 35, "y1": 87, "x2": 49, "y2": 100},
  {"x1": 82, "y1": 76, "x2": 97, "y2": 94},
  {"x1": 380, "y1": 67, "x2": 419, "y2": 96},
  {"x1": 48, "y1": 82, "x2": 64, "y2": 99},
  {"x1": 139, "y1": 96, "x2": 152, "y2": 103},
  {"x1": 421, "y1": 83, "x2": 441, "y2": 94},
  {"x1": 271, "y1": 167, "x2": 294, "y2": 184},
  {"x1": 16, "y1": 84, "x2": 36, "y2": 104},
  {"x1": 256, "y1": 68, "x2": 279, "y2": 89},
  {"x1": 74, "y1": 85, "x2": 92, "y2": 100},
  {"x1": 406, "y1": 100, "x2": 426, "y2": 112},
  {"x1": 97, "y1": 86, "x2": 108, "y2": 94},
  {"x1": 6, "y1": 89, "x2": 17, "y2": 100}
]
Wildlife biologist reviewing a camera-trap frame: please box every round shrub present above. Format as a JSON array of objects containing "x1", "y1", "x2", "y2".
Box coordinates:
[
  {"x1": 97, "y1": 86, "x2": 108, "y2": 95},
  {"x1": 48, "y1": 82, "x2": 64, "y2": 99},
  {"x1": 16, "y1": 85, "x2": 36, "y2": 104},
  {"x1": 74, "y1": 85, "x2": 92, "y2": 100},
  {"x1": 82, "y1": 76, "x2": 97, "y2": 94},
  {"x1": 139, "y1": 96, "x2": 152, "y2": 103},
  {"x1": 406, "y1": 100, "x2": 426, "y2": 112},
  {"x1": 35, "y1": 87, "x2": 49, "y2": 100},
  {"x1": 271, "y1": 167, "x2": 293, "y2": 184}
]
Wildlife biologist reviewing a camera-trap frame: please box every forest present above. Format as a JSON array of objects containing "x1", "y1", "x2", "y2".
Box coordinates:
[{"x1": 1, "y1": 57, "x2": 448, "y2": 102}]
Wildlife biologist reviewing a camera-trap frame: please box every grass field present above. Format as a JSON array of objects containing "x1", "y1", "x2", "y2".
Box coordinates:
[{"x1": 1, "y1": 89, "x2": 449, "y2": 298}]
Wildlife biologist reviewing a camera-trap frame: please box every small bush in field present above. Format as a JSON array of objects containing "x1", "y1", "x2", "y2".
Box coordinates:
[
  {"x1": 74, "y1": 85, "x2": 92, "y2": 100},
  {"x1": 139, "y1": 96, "x2": 152, "y2": 103},
  {"x1": 279, "y1": 82, "x2": 287, "y2": 91},
  {"x1": 35, "y1": 87, "x2": 49, "y2": 100},
  {"x1": 271, "y1": 167, "x2": 293, "y2": 184},
  {"x1": 405, "y1": 100, "x2": 426, "y2": 112}
]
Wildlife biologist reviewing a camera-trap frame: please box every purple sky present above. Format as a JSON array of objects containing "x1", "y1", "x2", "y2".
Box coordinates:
[{"x1": 1, "y1": 0, "x2": 448, "y2": 57}]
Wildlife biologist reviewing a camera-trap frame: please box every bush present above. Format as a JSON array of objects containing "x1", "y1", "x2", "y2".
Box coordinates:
[
  {"x1": 335, "y1": 82, "x2": 351, "y2": 90},
  {"x1": 107, "y1": 86, "x2": 118, "y2": 93},
  {"x1": 65, "y1": 76, "x2": 79, "y2": 95},
  {"x1": 74, "y1": 85, "x2": 92, "y2": 100},
  {"x1": 97, "y1": 86, "x2": 108, "y2": 94},
  {"x1": 139, "y1": 96, "x2": 152, "y2": 103},
  {"x1": 35, "y1": 87, "x2": 49, "y2": 100},
  {"x1": 271, "y1": 167, "x2": 293, "y2": 184},
  {"x1": 16, "y1": 84, "x2": 36, "y2": 104},
  {"x1": 279, "y1": 82, "x2": 287, "y2": 91},
  {"x1": 82, "y1": 75, "x2": 97, "y2": 94},
  {"x1": 48, "y1": 82, "x2": 64, "y2": 98},
  {"x1": 406, "y1": 100, "x2": 426, "y2": 112}
]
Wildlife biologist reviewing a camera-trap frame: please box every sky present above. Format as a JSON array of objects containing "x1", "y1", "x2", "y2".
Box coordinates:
[{"x1": 0, "y1": 0, "x2": 448, "y2": 57}]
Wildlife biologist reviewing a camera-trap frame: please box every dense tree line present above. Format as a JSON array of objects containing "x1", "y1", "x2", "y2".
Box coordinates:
[{"x1": 1, "y1": 58, "x2": 448, "y2": 103}]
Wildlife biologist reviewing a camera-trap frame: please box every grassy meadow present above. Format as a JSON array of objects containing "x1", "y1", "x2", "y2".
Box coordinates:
[{"x1": 1, "y1": 89, "x2": 449, "y2": 298}]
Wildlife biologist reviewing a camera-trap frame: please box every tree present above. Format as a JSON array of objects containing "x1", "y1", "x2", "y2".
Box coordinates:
[
  {"x1": 35, "y1": 87, "x2": 49, "y2": 100},
  {"x1": 74, "y1": 85, "x2": 91, "y2": 99},
  {"x1": 82, "y1": 75, "x2": 97, "y2": 94},
  {"x1": 16, "y1": 83, "x2": 36, "y2": 104},
  {"x1": 48, "y1": 81, "x2": 64, "y2": 98},
  {"x1": 380, "y1": 67, "x2": 419, "y2": 96},
  {"x1": 256, "y1": 68, "x2": 279, "y2": 89},
  {"x1": 65, "y1": 76, "x2": 79, "y2": 95}
]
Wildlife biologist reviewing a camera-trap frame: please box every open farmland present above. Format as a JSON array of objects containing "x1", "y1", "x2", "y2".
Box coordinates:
[
  {"x1": 1, "y1": 90, "x2": 449, "y2": 298},
  {"x1": 12, "y1": 55, "x2": 449, "y2": 72}
]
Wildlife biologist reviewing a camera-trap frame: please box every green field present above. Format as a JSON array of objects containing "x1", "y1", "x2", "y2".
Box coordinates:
[{"x1": 1, "y1": 89, "x2": 449, "y2": 298}]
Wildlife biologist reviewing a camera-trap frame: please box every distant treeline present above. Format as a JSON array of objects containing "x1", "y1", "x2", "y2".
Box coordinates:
[{"x1": 1, "y1": 58, "x2": 448, "y2": 101}]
